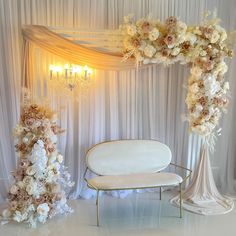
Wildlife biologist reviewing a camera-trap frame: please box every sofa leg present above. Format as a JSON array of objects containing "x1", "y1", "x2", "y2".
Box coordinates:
[
  {"x1": 96, "y1": 190, "x2": 100, "y2": 226},
  {"x1": 179, "y1": 183, "x2": 182, "y2": 218},
  {"x1": 159, "y1": 187, "x2": 162, "y2": 200}
]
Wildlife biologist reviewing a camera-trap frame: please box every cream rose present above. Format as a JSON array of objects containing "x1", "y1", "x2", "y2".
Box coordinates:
[
  {"x1": 26, "y1": 182, "x2": 37, "y2": 195},
  {"x1": 23, "y1": 176, "x2": 33, "y2": 185},
  {"x1": 144, "y1": 45, "x2": 156, "y2": 57},
  {"x1": 2, "y1": 209, "x2": 12, "y2": 218},
  {"x1": 26, "y1": 166, "x2": 36, "y2": 176},
  {"x1": 17, "y1": 181, "x2": 25, "y2": 189},
  {"x1": 184, "y1": 32, "x2": 197, "y2": 45},
  {"x1": 171, "y1": 47, "x2": 180, "y2": 56},
  {"x1": 190, "y1": 67, "x2": 203, "y2": 77},
  {"x1": 148, "y1": 28, "x2": 159, "y2": 41},
  {"x1": 210, "y1": 30, "x2": 220, "y2": 43},
  {"x1": 10, "y1": 185, "x2": 19, "y2": 195},
  {"x1": 37, "y1": 203, "x2": 50, "y2": 216},
  {"x1": 176, "y1": 21, "x2": 187, "y2": 34},
  {"x1": 22, "y1": 137, "x2": 29, "y2": 144},
  {"x1": 126, "y1": 25, "x2": 137, "y2": 36},
  {"x1": 57, "y1": 154, "x2": 63, "y2": 163}
]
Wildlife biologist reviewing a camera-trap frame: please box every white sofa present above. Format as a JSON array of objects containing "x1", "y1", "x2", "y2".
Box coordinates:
[{"x1": 84, "y1": 140, "x2": 191, "y2": 226}]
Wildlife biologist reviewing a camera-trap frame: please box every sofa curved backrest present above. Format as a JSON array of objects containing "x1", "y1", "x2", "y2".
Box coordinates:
[{"x1": 86, "y1": 140, "x2": 172, "y2": 175}]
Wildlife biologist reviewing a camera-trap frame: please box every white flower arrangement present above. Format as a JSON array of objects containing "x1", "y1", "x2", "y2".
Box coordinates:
[
  {"x1": 1, "y1": 102, "x2": 74, "y2": 228},
  {"x1": 120, "y1": 12, "x2": 233, "y2": 136}
]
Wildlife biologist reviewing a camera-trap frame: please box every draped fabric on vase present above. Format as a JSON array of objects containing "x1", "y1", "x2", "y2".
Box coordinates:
[{"x1": 0, "y1": 0, "x2": 236, "y2": 202}]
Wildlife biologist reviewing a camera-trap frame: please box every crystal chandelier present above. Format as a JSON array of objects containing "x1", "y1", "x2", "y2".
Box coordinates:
[{"x1": 49, "y1": 64, "x2": 93, "y2": 90}]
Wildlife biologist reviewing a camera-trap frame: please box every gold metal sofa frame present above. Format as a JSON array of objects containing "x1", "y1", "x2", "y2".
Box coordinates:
[{"x1": 83, "y1": 140, "x2": 192, "y2": 226}]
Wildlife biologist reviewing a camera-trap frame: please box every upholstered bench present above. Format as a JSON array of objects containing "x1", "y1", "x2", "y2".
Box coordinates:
[{"x1": 84, "y1": 140, "x2": 191, "y2": 226}]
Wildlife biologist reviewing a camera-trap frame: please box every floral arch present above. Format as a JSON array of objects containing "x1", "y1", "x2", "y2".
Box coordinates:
[
  {"x1": 120, "y1": 14, "x2": 232, "y2": 137},
  {"x1": 20, "y1": 12, "x2": 235, "y2": 216}
]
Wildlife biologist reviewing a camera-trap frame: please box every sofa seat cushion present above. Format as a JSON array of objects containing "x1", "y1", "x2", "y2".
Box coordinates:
[{"x1": 87, "y1": 172, "x2": 183, "y2": 190}]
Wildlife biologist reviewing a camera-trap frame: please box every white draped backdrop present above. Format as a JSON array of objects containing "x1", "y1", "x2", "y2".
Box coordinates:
[{"x1": 0, "y1": 0, "x2": 236, "y2": 202}]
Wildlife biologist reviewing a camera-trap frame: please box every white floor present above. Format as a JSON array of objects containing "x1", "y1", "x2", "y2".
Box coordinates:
[{"x1": 1, "y1": 191, "x2": 236, "y2": 236}]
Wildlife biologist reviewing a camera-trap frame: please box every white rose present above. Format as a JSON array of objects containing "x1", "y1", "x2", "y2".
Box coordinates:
[
  {"x1": 37, "y1": 140, "x2": 44, "y2": 147},
  {"x1": 57, "y1": 154, "x2": 63, "y2": 163},
  {"x1": 219, "y1": 62, "x2": 228, "y2": 75},
  {"x1": 26, "y1": 166, "x2": 36, "y2": 176},
  {"x1": 34, "y1": 148, "x2": 46, "y2": 158},
  {"x1": 138, "y1": 40, "x2": 147, "y2": 51},
  {"x1": 33, "y1": 167, "x2": 45, "y2": 179},
  {"x1": 214, "y1": 61, "x2": 228, "y2": 76},
  {"x1": 177, "y1": 21, "x2": 187, "y2": 34},
  {"x1": 205, "y1": 81, "x2": 221, "y2": 97},
  {"x1": 189, "y1": 83, "x2": 199, "y2": 93},
  {"x1": 210, "y1": 30, "x2": 220, "y2": 44},
  {"x1": 171, "y1": 47, "x2": 180, "y2": 56},
  {"x1": 184, "y1": 32, "x2": 197, "y2": 45},
  {"x1": 17, "y1": 181, "x2": 25, "y2": 189},
  {"x1": 13, "y1": 211, "x2": 23, "y2": 222},
  {"x1": 46, "y1": 170, "x2": 55, "y2": 183},
  {"x1": 193, "y1": 104, "x2": 203, "y2": 117},
  {"x1": 190, "y1": 67, "x2": 202, "y2": 77},
  {"x1": 144, "y1": 45, "x2": 156, "y2": 58},
  {"x1": 212, "y1": 48, "x2": 219, "y2": 55},
  {"x1": 22, "y1": 137, "x2": 29, "y2": 144},
  {"x1": 23, "y1": 176, "x2": 33, "y2": 185},
  {"x1": 126, "y1": 25, "x2": 137, "y2": 36},
  {"x1": 27, "y1": 204, "x2": 35, "y2": 213},
  {"x1": 26, "y1": 182, "x2": 37, "y2": 195},
  {"x1": 37, "y1": 203, "x2": 50, "y2": 216},
  {"x1": 199, "y1": 50, "x2": 207, "y2": 56},
  {"x1": 10, "y1": 185, "x2": 19, "y2": 195},
  {"x1": 148, "y1": 28, "x2": 159, "y2": 41},
  {"x1": 2, "y1": 209, "x2": 11, "y2": 218},
  {"x1": 31, "y1": 120, "x2": 41, "y2": 130},
  {"x1": 52, "y1": 162, "x2": 60, "y2": 171}
]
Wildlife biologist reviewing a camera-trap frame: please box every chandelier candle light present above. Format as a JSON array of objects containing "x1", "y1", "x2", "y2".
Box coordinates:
[{"x1": 49, "y1": 64, "x2": 93, "y2": 90}]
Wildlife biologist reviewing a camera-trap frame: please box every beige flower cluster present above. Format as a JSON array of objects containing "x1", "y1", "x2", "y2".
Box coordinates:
[
  {"x1": 120, "y1": 14, "x2": 233, "y2": 135},
  {"x1": 1, "y1": 103, "x2": 74, "y2": 228}
]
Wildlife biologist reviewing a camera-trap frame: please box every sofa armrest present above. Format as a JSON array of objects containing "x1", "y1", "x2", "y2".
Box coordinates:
[
  {"x1": 170, "y1": 163, "x2": 192, "y2": 182},
  {"x1": 83, "y1": 167, "x2": 99, "y2": 190}
]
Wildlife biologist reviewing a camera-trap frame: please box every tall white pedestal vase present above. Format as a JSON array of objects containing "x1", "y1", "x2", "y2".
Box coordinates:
[{"x1": 171, "y1": 138, "x2": 234, "y2": 215}]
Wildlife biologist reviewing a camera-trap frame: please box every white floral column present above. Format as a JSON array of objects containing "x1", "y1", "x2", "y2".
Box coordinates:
[{"x1": 1, "y1": 101, "x2": 74, "y2": 228}]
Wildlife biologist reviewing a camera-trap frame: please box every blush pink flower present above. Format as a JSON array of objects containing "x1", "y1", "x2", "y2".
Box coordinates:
[
  {"x1": 164, "y1": 34, "x2": 176, "y2": 47},
  {"x1": 131, "y1": 38, "x2": 141, "y2": 48},
  {"x1": 165, "y1": 16, "x2": 177, "y2": 27},
  {"x1": 141, "y1": 21, "x2": 152, "y2": 33}
]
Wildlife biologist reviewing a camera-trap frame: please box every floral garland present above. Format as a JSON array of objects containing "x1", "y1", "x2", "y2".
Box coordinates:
[
  {"x1": 1, "y1": 102, "x2": 74, "y2": 228},
  {"x1": 120, "y1": 13, "x2": 233, "y2": 136}
]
